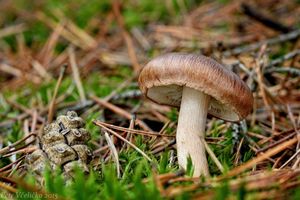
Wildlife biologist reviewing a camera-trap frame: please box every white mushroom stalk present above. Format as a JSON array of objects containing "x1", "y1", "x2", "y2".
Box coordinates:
[{"x1": 176, "y1": 87, "x2": 210, "y2": 177}]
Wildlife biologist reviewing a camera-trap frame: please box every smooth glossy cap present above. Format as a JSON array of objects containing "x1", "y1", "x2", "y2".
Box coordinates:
[{"x1": 138, "y1": 53, "x2": 253, "y2": 121}]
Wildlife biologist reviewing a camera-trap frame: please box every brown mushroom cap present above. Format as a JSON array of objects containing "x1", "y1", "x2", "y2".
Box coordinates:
[{"x1": 138, "y1": 53, "x2": 253, "y2": 121}]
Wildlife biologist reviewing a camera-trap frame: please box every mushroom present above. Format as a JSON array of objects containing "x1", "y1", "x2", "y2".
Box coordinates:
[{"x1": 138, "y1": 53, "x2": 253, "y2": 177}]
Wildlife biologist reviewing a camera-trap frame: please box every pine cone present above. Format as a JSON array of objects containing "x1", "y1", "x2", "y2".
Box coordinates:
[{"x1": 26, "y1": 111, "x2": 93, "y2": 184}]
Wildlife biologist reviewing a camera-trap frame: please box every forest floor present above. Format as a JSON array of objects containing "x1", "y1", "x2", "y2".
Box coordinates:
[{"x1": 0, "y1": 0, "x2": 300, "y2": 199}]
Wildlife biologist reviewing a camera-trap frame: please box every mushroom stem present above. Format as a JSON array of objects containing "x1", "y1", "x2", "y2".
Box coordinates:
[{"x1": 176, "y1": 86, "x2": 210, "y2": 177}]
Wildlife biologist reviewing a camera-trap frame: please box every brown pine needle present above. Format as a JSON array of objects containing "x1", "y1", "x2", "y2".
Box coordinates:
[
  {"x1": 31, "y1": 60, "x2": 52, "y2": 81},
  {"x1": 0, "y1": 23, "x2": 26, "y2": 39},
  {"x1": 47, "y1": 65, "x2": 66, "y2": 123},
  {"x1": 52, "y1": 9, "x2": 97, "y2": 49},
  {"x1": 255, "y1": 44, "x2": 272, "y2": 110},
  {"x1": 91, "y1": 95, "x2": 151, "y2": 131},
  {"x1": 68, "y1": 46, "x2": 86, "y2": 102},
  {"x1": 38, "y1": 23, "x2": 64, "y2": 67},
  {"x1": 0, "y1": 181, "x2": 17, "y2": 193},
  {"x1": 35, "y1": 11, "x2": 86, "y2": 49},
  {"x1": 3, "y1": 146, "x2": 37, "y2": 158},
  {"x1": 0, "y1": 155, "x2": 26, "y2": 173},
  {"x1": 112, "y1": 0, "x2": 141, "y2": 73},
  {"x1": 0, "y1": 63, "x2": 22, "y2": 77},
  {"x1": 0, "y1": 133, "x2": 36, "y2": 155},
  {"x1": 94, "y1": 120, "x2": 173, "y2": 137},
  {"x1": 224, "y1": 137, "x2": 298, "y2": 178},
  {"x1": 104, "y1": 130, "x2": 121, "y2": 178},
  {"x1": 280, "y1": 148, "x2": 300, "y2": 169},
  {"x1": 202, "y1": 139, "x2": 224, "y2": 173},
  {"x1": 94, "y1": 120, "x2": 152, "y2": 162}
]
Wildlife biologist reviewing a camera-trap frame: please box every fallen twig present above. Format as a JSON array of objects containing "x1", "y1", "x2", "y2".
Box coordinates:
[
  {"x1": 223, "y1": 29, "x2": 300, "y2": 56},
  {"x1": 241, "y1": 3, "x2": 294, "y2": 33}
]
